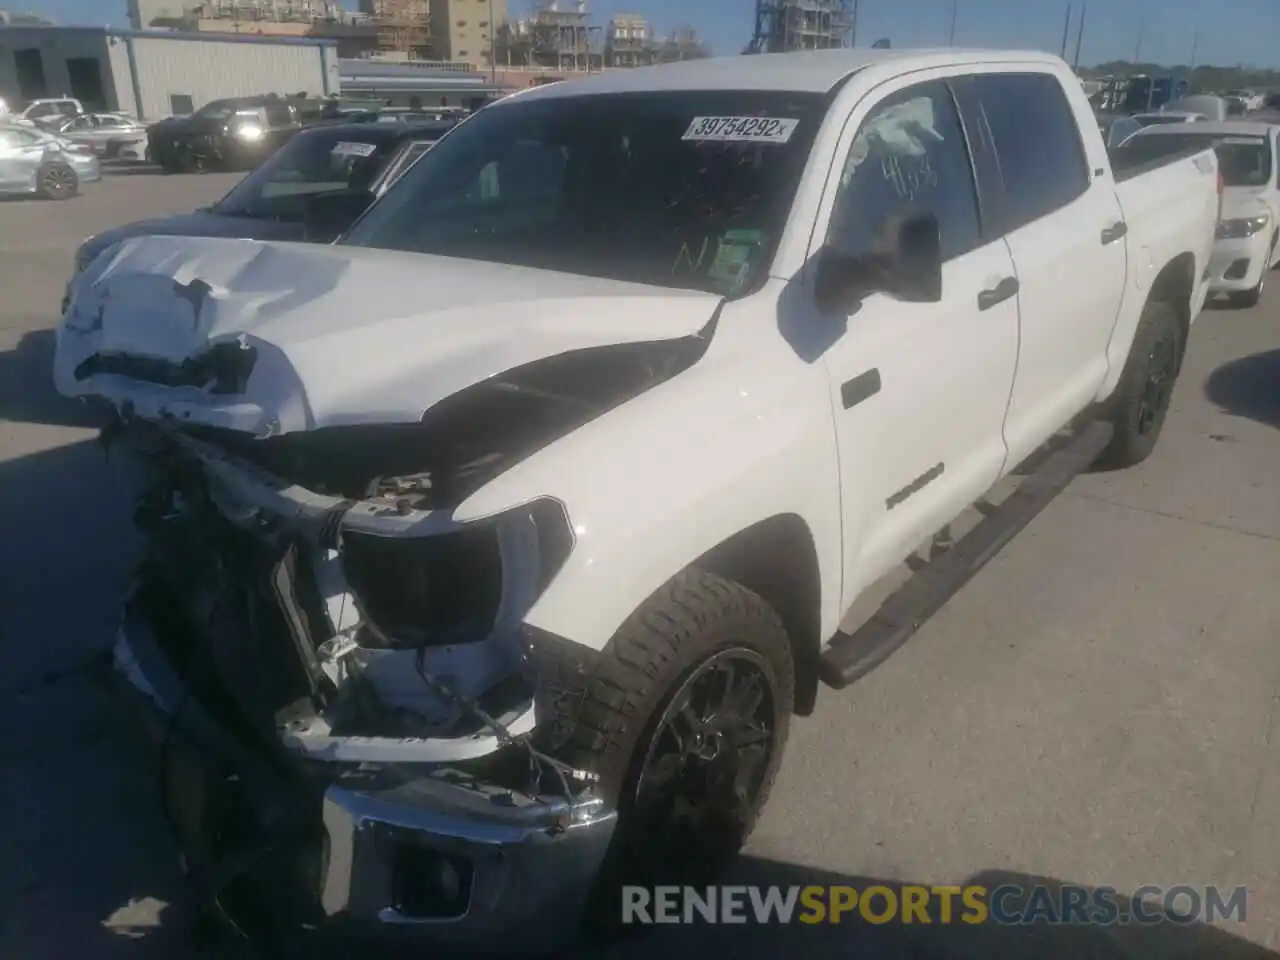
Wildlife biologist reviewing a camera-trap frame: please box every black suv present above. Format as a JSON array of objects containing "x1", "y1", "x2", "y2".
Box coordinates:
[{"x1": 148, "y1": 95, "x2": 302, "y2": 173}]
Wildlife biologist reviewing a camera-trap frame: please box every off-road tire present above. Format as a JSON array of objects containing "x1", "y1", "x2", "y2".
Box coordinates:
[
  {"x1": 549, "y1": 568, "x2": 795, "y2": 930},
  {"x1": 1096, "y1": 298, "x2": 1181, "y2": 470},
  {"x1": 36, "y1": 162, "x2": 78, "y2": 200}
]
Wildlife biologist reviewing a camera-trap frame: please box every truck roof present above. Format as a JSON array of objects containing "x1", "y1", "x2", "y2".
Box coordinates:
[
  {"x1": 1132, "y1": 120, "x2": 1276, "y2": 138},
  {"x1": 504, "y1": 48, "x2": 1068, "y2": 100}
]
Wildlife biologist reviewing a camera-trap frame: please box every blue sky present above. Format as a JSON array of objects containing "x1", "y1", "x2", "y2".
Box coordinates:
[{"x1": 24, "y1": 0, "x2": 1280, "y2": 68}]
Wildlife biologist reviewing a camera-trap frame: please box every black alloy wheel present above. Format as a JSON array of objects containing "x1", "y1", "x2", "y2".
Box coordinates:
[{"x1": 625, "y1": 647, "x2": 780, "y2": 882}]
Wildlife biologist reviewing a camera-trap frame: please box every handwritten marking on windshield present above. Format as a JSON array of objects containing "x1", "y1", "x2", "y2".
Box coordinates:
[{"x1": 673, "y1": 236, "x2": 711, "y2": 273}]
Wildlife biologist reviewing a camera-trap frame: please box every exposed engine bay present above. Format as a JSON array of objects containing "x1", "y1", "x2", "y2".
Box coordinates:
[{"x1": 103, "y1": 331, "x2": 710, "y2": 769}]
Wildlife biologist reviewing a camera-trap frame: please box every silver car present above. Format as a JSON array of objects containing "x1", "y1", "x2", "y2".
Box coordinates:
[
  {"x1": 55, "y1": 112, "x2": 147, "y2": 158},
  {"x1": 0, "y1": 124, "x2": 102, "y2": 199}
]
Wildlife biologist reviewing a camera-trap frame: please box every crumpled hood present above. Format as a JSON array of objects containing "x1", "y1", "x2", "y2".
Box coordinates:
[
  {"x1": 1221, "y1": 187, "x2": 1274, "y2": 222},
  {"x1": 82, "y1": 212, "x2": 307, "y2": 265},
  {"x1": 54, "y1": 234, "x2": 722, "y2": 436}
]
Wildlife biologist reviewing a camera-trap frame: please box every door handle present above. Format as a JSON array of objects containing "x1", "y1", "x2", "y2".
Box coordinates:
[
  {"x1": 977, "y1": 276, "x2": 1019, "y2": 311},
  {"x1": 1101, "y1": 221, "x2": 1128, "y2": 245}
]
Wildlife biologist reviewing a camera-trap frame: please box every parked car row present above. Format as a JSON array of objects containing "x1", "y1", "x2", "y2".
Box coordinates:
[{"x1": 144, "y1": 93, "x2": 474, "y2": 174}]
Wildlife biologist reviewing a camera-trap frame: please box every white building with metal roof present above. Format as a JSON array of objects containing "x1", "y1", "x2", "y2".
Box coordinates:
[{"x1": 0, "y1": 24, "x2": 339, "y2": 120}]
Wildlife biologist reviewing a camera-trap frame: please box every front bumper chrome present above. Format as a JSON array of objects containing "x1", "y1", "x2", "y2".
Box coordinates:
[{"x1": 112, "y1": 589, "x2": 618, "y2": 953}]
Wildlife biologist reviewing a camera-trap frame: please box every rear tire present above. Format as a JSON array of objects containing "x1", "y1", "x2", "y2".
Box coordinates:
[
  {"x1": 175, "y1": 148, "x2": 202, "y2": 174},
  {"x1": 547, "y1": 569, "x2": 795, "y2": 932},
  {"x1": 1096, "y1": 299, "x2": 1181, "y2": 470},
  {"x1": 36, "y1": 162, "x2": 78, "y2": 200}
]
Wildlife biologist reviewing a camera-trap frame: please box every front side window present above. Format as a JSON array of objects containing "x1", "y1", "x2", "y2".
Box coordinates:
[
  {"x1": 975, "y1": 72, "x2": 1091, "y2": 230},
  {"x1": 826, "y1": 80, "x2": 981, "y2": 263},
  {"x1": 212, "y1": 130, "x2": 397, "y2": 219},
  {"x1": 343, "y1": 91, "x2": 827, "y2": 297},
  {"x1": 8, "y1": 128, "x2": 41, "y2": 147}
]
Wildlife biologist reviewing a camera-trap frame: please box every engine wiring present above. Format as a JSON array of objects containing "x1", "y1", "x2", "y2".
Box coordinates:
[{"x1": 351, "y1": 602, "x2": 591, "y2": 807}]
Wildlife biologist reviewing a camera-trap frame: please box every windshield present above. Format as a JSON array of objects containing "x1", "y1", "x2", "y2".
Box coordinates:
[
  {"x1": 194, "y1": 100, "x2": 236, "y2": 122},
  {"x1": 212, "y1": 129, "x2": 397, "y2": 220},
  {"x1": 1135, "y1": 133, "x2": 1272, "y2": 186},
  {"x1": 341, "y1": 91, "x2": 827, "y2": 297}
]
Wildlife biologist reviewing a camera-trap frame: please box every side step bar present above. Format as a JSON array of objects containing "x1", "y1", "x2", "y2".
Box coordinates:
[{"x1": 818, "y1": 419, "x2": 1114, "y2": 691}]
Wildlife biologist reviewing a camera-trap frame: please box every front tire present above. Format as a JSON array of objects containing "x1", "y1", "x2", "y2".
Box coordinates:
[
  {"x1": 36, "y1": 162, "x2": 78, "y2": 200},
  {"x1": 1096, "y1": 299, "x2": 1181, "y2": 470},
  {"x1": 551, "y1": 569, "x2": 794, "y2": 929}
]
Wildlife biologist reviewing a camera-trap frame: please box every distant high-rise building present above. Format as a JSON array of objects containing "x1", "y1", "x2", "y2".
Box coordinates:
[
  {"x1": 427, "y1": 0, "x2": 507, "y2": 67},
  {"x1": 747, "y1": 0, "x2": 852, "y2": 54}
]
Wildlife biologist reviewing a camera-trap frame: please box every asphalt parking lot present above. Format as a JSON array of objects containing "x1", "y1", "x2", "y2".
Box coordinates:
[{"x1": 1, "y1": 170, "x2": 1278, "y2": 960}]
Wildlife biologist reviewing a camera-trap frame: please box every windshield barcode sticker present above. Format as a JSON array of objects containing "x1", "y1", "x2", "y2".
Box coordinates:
[
  {"x1": 1221, "y1": 137, "x2": 1264, "y2": 145},
  {"x1": 332, "y1": 141, "x2": 377, "y2": 157},
  {"x1": 682, "y1": 116, "x2": 800, "y2": 144}
]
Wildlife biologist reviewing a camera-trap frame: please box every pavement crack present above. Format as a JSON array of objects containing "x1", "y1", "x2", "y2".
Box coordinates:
[{"x1": 1065, "y1": 491, "x2": 1280, "y2": 543}]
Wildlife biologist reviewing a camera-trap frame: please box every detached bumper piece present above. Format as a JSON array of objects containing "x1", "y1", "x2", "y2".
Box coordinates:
[{"x1": 114, "y1": 580, "x2": 618, "y2": 955}]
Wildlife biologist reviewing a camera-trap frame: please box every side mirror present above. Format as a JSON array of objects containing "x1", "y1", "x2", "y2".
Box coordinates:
[
  {"x1": 814, "y1": 211, "x2": 943, "y2": 313},
  {"x1": 303, "y1": 190, "x2": 373, "y2": 241}
]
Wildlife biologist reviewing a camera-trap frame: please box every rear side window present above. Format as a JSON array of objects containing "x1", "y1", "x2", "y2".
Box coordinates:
[{"x1": 975, "y1": 73, "x2": 1090, "y2": 231}]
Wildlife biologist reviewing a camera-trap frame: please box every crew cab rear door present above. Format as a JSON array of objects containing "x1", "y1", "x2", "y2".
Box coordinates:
[
  {"x1": 805, "y1": 73, "x2": 1020, "y2": 606},
  {"x1": 960, "y1": 70, "x2": 1128, "y2": 469}
]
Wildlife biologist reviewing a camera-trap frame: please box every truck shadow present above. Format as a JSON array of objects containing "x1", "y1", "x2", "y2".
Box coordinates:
[
  {"x1": 0, "y1": 329, "x2": 107, "y2": 429},
  {"x1": 1204, "y1": 348, "x2": 1280, "y2": 429},
  {"x1": 0, "y1": 435, "x2": 194, "y2": 960}
]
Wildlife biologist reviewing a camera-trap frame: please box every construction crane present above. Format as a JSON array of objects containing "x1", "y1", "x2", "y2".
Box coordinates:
[{"x1": 747, "y1": 0, "x2": 854, "y2": 54}]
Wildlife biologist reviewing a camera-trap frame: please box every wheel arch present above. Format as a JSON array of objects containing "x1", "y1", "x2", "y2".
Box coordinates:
[
  {"x1": 1146, "y1": 251, "x2": 1195, "y2": 372},
  {"x1": 693, "y1": 513, "x2": 824, "y2": 717}
]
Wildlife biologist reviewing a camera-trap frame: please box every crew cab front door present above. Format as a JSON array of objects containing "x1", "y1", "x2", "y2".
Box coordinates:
[{"x1": 809, "y1": 76, "x2": 1020, "y2": 607}]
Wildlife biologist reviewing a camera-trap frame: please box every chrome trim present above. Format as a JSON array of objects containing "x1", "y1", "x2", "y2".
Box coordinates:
[{"x1": 113, "y1": 581, "x2": 618, "y2": 953}]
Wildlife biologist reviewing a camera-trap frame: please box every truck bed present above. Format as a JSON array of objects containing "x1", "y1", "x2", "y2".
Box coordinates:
[{"x1": 1109, "y1": 138, "x2": 1215, "y2": 184}]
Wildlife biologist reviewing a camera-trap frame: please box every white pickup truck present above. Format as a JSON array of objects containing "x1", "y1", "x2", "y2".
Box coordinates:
[{"x1": 55, "y1": 49, "x2": 1220, "y2": 953}]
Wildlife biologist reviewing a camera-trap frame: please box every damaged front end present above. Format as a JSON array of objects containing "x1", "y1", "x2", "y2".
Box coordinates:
[
  {"x1": 106, "y1": 412, "x2": 618, "y2": 953},
  {"x1": 61, "y1": 235, "x2": 724, "y2": 950}
]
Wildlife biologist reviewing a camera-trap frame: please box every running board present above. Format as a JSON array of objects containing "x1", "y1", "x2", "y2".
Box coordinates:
[{"x1": 818, "y1": 419, "x2": 1114, "y2": 691}]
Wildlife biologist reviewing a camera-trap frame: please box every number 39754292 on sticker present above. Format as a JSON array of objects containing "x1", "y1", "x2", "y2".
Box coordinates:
[{"x1": 682, "y1": 116, "x2": 801, "y2": 144}]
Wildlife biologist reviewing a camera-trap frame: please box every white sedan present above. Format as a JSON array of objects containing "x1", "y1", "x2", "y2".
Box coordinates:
[{"x1": 1127, "y1": 120, "x2": 1280, "y2": 306}]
